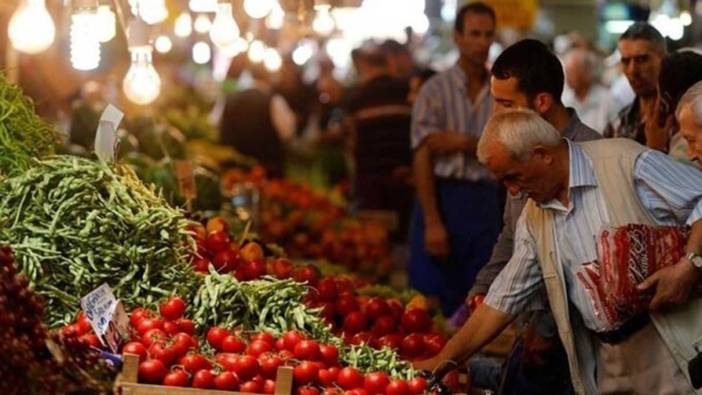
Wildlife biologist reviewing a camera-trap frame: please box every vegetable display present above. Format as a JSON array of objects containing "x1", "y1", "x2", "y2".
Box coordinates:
[
  {"x1": 0, "y1": 73, "x2": 59, "y2": 176},
  {"x1": 0, "y1": 155, "x2": 199, "y2": 327}
]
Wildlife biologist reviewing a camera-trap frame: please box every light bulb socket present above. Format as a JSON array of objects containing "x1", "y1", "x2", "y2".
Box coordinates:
[{"x1": 127, "y1": 18, "x2": 151, "y2": 48}]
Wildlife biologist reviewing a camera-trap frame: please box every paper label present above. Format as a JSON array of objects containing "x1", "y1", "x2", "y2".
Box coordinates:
[
  {"x1": 173, "y1": 160, "x2": 197, "y2": 200},
  {"x1": 94, "y1": 104, "x2": 124, "y2": 162},
  {"x1": 80, "y1": 283, "x2": 130, "y2": 352}
]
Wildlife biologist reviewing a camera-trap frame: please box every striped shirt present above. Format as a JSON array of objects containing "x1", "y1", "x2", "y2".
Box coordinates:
[
  {"x1": 411, "y1": 64, "x2": 493, "y2": 180},
  {"x1": 485, "y1": 140, "x2": 702, "y2": 332}
]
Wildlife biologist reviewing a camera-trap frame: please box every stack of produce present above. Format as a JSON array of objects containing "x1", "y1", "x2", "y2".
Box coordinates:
[
  {"x1": 0, "y1": 155, "x2": 199, "y2": 327},
  {"x1": 0, "y1": 247, "x2": 116, "y2": 394},
  {"x1": 62, "y1": 295, "x2": 427, "y2": 395}
]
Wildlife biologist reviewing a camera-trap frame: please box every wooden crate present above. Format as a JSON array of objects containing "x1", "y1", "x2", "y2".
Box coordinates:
[{"x1": 118, "y1": 354, "x2": 294, "y2": 395}]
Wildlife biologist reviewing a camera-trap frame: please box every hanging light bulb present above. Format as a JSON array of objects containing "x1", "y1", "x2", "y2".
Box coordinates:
[
  {"x1": 123, "y1": 21, "x2": 161, "y2": 105},
  {"x1": 265, "y1": 2, "x2": 285, "y2": 30},
  {"x1": 96, "y1": 5, "x2": 116, "y2": 43},
  {"x1": 210, "y1": 2, "x2": 240, "y2": 48},
  {"x1": 220, "y1": 37, "x2": 248, "y2": 57},
  {"x1": 244, "y1": 0, "x2": 274, "y2": 19},
  {"x1": 194, "y1": 14, "x2": 212, "y2": 33},
  {"x1": 192, "y1": 41, "x2": 212, "y2": 64},
  {"x1": 189, "y1": 0, "x2": 217, "y2": 13},
  {"x1": 70, "y1": 1, "x2": 101, "y2": 71},
  {"x1": 8, "y1": 0, "x2": 56, "y2": 54},
  {"x1": 313, "y1": 5, "x2": 335, "y2": 35},
  {"x1": 138, "y1": 0, "x2": 168, "y2": 25},
  {"x1": 154, "y1": 35, "x2": 173, "y2": 53},
  {"x1": 292, "y1": 40, "x2": 315, "y2": 66},
  {"x1": 248, "y1": 40, "x2": 266, "y2": 63},
  {"x1": 263, "y1": 47, "x2": 282, "y2": 71},
  {"x1": 174, "y1": 12, "x2": 193, "y2": 37}
]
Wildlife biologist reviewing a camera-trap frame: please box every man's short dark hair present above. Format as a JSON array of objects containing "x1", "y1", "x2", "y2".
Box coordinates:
[
  {"x1": 380, "y1": 39, "x2": 408, "y2": 55},
  {"x1": 362, "y1": 49, "x2": 388, "y2": 68},
  {"x1": 659, "y1": 50, "x2": 702, "y2": 119},
  {"x1": 455, "y1": 2, "x2": 496, "y2": 33},
  {"x1": 619, "y1": 22, "x2": 667, "y2": 55},
  {"x1": 491, "y1": 39, "x2": 564, "y2": 102}
]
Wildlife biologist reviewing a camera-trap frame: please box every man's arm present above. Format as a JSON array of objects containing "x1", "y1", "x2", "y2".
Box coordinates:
[
  {"x1": 414, "y1": 143, "x2": 449, "y2": 258},
  {"x1": 414, "y1": 304, "x2": 515, "y2": 377}
]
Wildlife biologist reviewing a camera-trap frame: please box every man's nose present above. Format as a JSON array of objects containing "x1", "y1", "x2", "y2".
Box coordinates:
[{"x1": 507, "y1": 184, "x2": 521, "y2": 196}]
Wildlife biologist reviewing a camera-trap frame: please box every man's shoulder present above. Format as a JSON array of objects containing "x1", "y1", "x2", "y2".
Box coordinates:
[{"x1": 417, "y1": 69, "x2": 455, "y2": 95}]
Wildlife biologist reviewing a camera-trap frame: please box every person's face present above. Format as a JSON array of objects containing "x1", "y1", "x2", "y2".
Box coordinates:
[
  {"x1": 490, "y1": 76, "x2": 531, "y2": 112},
  {"x1": 485, "y1": 142, "x2": 561, "y2": 204},
  {"x1": 618, "y1": 39, "x2": 664, "y2": 97},
  {"x1": 564, "y1": 54, "x2": 591, "y2": 92},
  {"x1": 454, "y1": 13, "x2": 495, "y2": 66},
  {"x1": 678, "y1": 105, "x2": 702, "y2": 164}
]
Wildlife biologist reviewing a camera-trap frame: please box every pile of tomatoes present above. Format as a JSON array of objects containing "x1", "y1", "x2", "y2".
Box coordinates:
[{"x1": 62, "y1": 296, "x2": 430, "y2": 394}]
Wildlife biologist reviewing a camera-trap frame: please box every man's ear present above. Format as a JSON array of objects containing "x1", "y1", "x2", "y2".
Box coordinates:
[
  {"x1": 532, "y1": 93, "x2": 554, "y2": 115},
  {"x1": 532, "y1": 145, "x2": 553, "y2": 165}
]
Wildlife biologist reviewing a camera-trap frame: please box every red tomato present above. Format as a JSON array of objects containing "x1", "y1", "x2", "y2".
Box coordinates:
[
  {"x1": 141, "y1": 328, "x2": 167, "y2": 347},
  {"x1": 192, "y1": 369, "x2": 215, "y2": 389},
  {"x1": 279, "y1": 349, "x2": 295, "y2": 360},
  {"x1": 213, "y1": 249, "x2": 239, "y2": 273},
  {"x1": 337, "y1": 367, "x2": 364, "y2": 390},
  {"x1": 276, "y1": 337, "x2": 286, "y2": 351},
  {"x1": 122, "y1": 341, "x2": 147, "y2": 361},
  {"x1": 216, "y1": 353, "x2": 239, "y2": 372},
  {"x1": 323, "y1": 388, "x2": 342, "y2": 395},
  {"x1": 283, "y1": 331, "x2": 306, "y2": 351},
  {"x1": 251, "y1": 331, "x2": 276, "y2": 345},
  {"x1": 385, "y1": 379, "x2": 409, "y2": 395},
  {"x1": 407, "y1": 377, "x2": 427, "y2": 395},
  {"x1": 176, "y1": 319, "x2": 196, "y2": 335},
  {"x1": 214, "y1": 371, "x2": 240, "y2": 391},
  {"x1": 335, "y1": 295, "x2": 360, "y2": 316},
  {"x1": 162, "y1": 321, "x2": 180, "y2": 336},
  {"x1": 240, "y1": 380, "x2": 263, "y2": 393},
  {"x1": 233, "y1": 355, "x2": 260, "y2": 381},
  {"x1": 221, "y1": 335, "x2": 247, "y2": 353},
  {"x1": 423, "y1": 333, "x2": 446, "y2": 357},
  {"x1": 401, "y1": 309, "x2": 431, "y2": 333},
  {"x1": 319, "y1": 344, "x2": 339, "y2": 366},
  {"x1": 237, "y1": 259, "x2": 268, "y2": 280},
  {"x1": 294, "y1": 340, "x2": 320, "y2": 361},
  {"x1": 263, "y1": 379, "x2": 276, "y2": 394},
  {"x1": 206, "y1": 327, "x2": 231, "y2": 350},
  {"x1": 273, "y1": 258, "x2": 294, "y2": 279},
  {"x1": 172, "y1": 333, "x2": 196, "y2": 357},
  {"x1": 318, "y1": 367, "x2": 338, "y2": 386},
  {"x1": 364, "y1": 372, "x2": 390, "y2": 395},
  {"x1": 61, "y1": 324, "x2": 81, "y2": 338},
  {"x1": 350, "y1": 332, "x2": 374, "y2": 346},
  {"x1": 335, "y1": 278, "x2": 355, "y2": 295},
  {"x1": 259, "y1": 354, "x2": 283, "y2": 379},
  {"x1": 247, "y1": 339, "x2": 273, "y2": 357},
  {"x1": 343, "y1": 311, "x2": 368, "y2": 334},
  {"x1": 192, "y1": 257, "x2": 211, "y2": 273},
  {"x1": 159, "y1": 296, "x2": 187, "y2": 321},
  {"x1": 130, "y1": 308, "x2": 152, "y2": 328},
  {"x1": 79, "y1": 333, "x2": 101, "y2": 348},
  {"x1": 317, "y1": 277, "x2": 338, "y2": 300},
  {"x1": 137, "y1": 318, "x2": 164, "y2": 335},
  {"x1": 294, "y1": 265, "x2": 321, "y2": 287},
  {"x1": 76, "y1": 312, "x2": 92, "y2": 334},
  {"x1": 180, "y1": 354, "x2": 212, "y2": 374},
  {"x1": 206, "y1": 230, "x2": 230, "y2": 252},
  {"x1": 293, "y1": 361, "x2": 319, "y2": 385},
  {"x1": 149, "y1": 342, "x2": 177, "y2": 365},
  {"x1": 163, "y1": 369, "x2": 189, "y2": 387},
  {"x1": 138, "y1": 359, "x2": 167, "y2": 384},
  {"x1": 364, "y1": 297, "x2": 390, "y2": 320},
  {"x1": 400, "y1": 334, "x2": 424, "y2": 358},
  {"x1": 371, "y1": 315, "x2": 397, "y2": 337},
  {"x1": 377, "y1": 334, "x2": 402, "y2": 351},
  {"x1": 297, "y1": 386, "x2": 320, "y2": 395}
]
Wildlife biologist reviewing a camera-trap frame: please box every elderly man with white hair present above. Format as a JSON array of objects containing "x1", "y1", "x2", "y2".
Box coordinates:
[
  {"x1": 677, "y1": 81, "x2": 702, "y2": 163},
  {"x1": 415, "y1": 109, "x2": 702, "y2": 395}
]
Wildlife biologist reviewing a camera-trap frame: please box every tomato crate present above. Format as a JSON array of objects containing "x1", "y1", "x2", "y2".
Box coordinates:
[{"x1": 118, "y1": 354, "x2": 294, "y2": 395}]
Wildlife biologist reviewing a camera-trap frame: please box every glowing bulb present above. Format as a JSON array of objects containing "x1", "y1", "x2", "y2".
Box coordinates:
[
  {"x1": 292, "y1": 41, "x2": 314, "y2": 66},
  {"x1": 138, "y1": 0, "x2": 168, "y2": 25},
  {"x1": 8, "y1": 0, "x2": 56, "y2": 54},
  {"x1": 123, "y1": 45, "x2": 161, "y2": 105},
  {"x1": 174, "y1": 12, "x2": 193, "y2": 37},
  {"x1": 194, "y1": 14, "x2": 212, "y2": 33},
  {"x1": 313, "y1": 5, "x2": 335, "y2": 35},
  {"x1": 70, "y1": 7, "x2": 101, "y2": 71},
  {"x1": 263, "y1": 48, "x2": 282, "y2": 71},
  {"x1": 681, "y1": 11, "x2": 692, "y2": 26},
  {"x1": 154, "y1": 35, "x2": 172, "y2": 53},
  {"x1": 210, "y1": 3, "x2": 240, "y2": 48},
  {"x1": 96, "y1": 5, "x2": 116, "y2": 43},
  {"x1": 193, "y1": 41, "x2": 211, "y2": 64},
  {"x1": 266, "y1": 2, "x2": 285, "y2": 30},
  {"x1": 189, "y1": 0, "x2": 217, "y2": 13},
  {"x1": 220, "y1": 37, "x2": 249, "y2": 57},
  {"x1": 244, "y1": 0, "x2": 274, "y2": 19},
  {"x1": 248, "y1": 40, "x2": 266, "y2": 63}
]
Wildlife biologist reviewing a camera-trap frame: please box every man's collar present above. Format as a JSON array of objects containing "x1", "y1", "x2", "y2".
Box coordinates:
[
  {"x1": 562, "y1": 108, "x2": 581, "y2": 139},
  {"x1": 567, "y1": 139, "x2": 597, "y2": 188}
]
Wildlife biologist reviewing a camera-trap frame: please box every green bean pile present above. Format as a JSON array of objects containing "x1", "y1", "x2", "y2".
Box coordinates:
[
  {"x1": 0, "y1": 74, "x2": 59, "y2": 176},
  {"x1": 193, "y1": 272, "x2": 335, "y2": 342},
  {"x1": 342, "y1": 344, "x2": 416, "y2": 380},
  {"x1": 0, "y1": 155, "x2": 200, "y2": 327}
]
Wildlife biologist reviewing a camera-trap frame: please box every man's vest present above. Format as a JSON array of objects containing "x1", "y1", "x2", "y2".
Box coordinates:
[{"x1": 524, "y1": 138, "x2": 702, "y2": 394}]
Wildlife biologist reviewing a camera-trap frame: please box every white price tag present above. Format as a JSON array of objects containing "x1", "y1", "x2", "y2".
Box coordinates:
[
  {"x1": 94, "y1": 104, "x2": 124, "y2": 162},
  {"x1": 80, "y1": 283, "x2": 129, "y2": 352}
]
